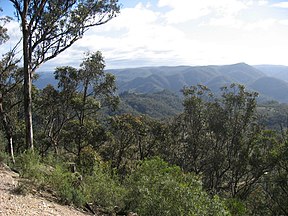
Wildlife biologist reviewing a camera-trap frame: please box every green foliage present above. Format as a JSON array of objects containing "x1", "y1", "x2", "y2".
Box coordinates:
[
  {"x1": 0, "y1": 150, "x2": 10, "y2": 164},
  {"x1": 84, "y1": 166, "x2": 127, "y2": 212},
  {"x1": 14, "y1": 151, "x2": 232, "y2": 215},
  {"x1": 34, "y1": 52, "x2": 118, "y2": 155},
  {"x1": 15, "y1": 151, "x2": 126, "y2": 211},
  {"x1": 170, "y1": 84, "x2": 277, "y2": 201},
  {"x1": 3, "y1": 61, "x2": 287, "y2": 216},
  {"x1": 0, "y1": 50, "x2": 22, "y2": 162},
  {"x1": 103, "y1": 114, "x2": 167, "y2": 175},
  {"x1": 0, "y1": 132, "x2": 10, "y2": 164},
  {"x1": 15, "y1": 150, "x2": 47, "y2": 183},
  {"x1": 253, "y1": 139, "x2": 288, "y2": 215},
  {"x1": 48, "y1": 164, "x2": 87, "y2": 206},
  {"x1": 44, "y1": 156, "x2": 127, "y2": 211},
  {"x1": 124, "y1": 157, "x2": 230, "y2": 216},
  {"x1": 114, "y1": 90, "x2": 183, "y2": 119},
  {"x1": 257, "y1": 102, "x2": 288, "y2": 130},
  {"x1": 225, "y1": 198, "x2": 247, "y2": 216},
  {"x1": 0, "y1": 8, "x2": 11, "y2": 45},
  {"x1": 77, "y1": 145, "x2": 102, "y2": 175}
]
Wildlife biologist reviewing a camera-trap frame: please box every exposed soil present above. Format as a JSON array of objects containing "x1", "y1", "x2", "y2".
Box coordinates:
[{"x1": 0, "y1": 163, "x2": 89, "y2": 216}]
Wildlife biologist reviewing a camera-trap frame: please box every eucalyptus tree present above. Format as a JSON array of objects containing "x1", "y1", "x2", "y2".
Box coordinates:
[
  {"x1": 35, "y1": 51, "x2": 118, "y2": 156},
  {"x1": 0, "y1": 9, "x2": 21, "y2": 163},
  {"x1": 100, "y1": 113, "x2": 169, "y2": 176},
  {"x1": 0, "y1": 8, "x2": 11, "y2": 44},
  {"x1": 57, "y1": 51, "x2": 118, "y2": 156},
  {"x1": 172, "y1": 84, "x2": 277, "y2": 200},
  {"x1": 0, "y1": 51, "x2": 22, "y2": 164},
  {"x1": 9, "y1": 0, "x2": 120, "y2": 149},
  {"x1": 255, "y1": 134, "x2": 288, "y2": 215}
]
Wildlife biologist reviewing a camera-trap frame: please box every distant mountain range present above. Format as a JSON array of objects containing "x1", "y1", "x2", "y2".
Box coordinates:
[
  {"x1": 254, "y1": 65, "x2": 288, "y2": 82},
  {"x1": 35, "y1": 63, "x2": 288, "y2": 103}
]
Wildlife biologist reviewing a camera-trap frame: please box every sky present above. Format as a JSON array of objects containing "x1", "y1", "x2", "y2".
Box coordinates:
[{"x1": 1, "y1": 0, "x2": 288, "y2": 71}]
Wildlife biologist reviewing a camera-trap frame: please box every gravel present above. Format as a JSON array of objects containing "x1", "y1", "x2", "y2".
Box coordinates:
[{"x1": 0, "y1": 163, "x2": 89, "y2": 216}]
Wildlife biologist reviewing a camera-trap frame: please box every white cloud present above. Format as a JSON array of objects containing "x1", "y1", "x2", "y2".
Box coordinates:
[
  {"x1": 157, "y1": 0, "x2": 248, "y2": 24},
  {"x1": 40, "y1": 2, "x2": 196, "y2": 70},
  {"x1": 205, "y1": 16, "x2": 243, "y2": 27},
  {"x1": 207, "y1": 17, "x2": 278, "y2": 30},
  {"x1": 244, "y1": 18, "x2": 277, "y2": 30},
  {"x1": 279, "y1": 19, "x2": 288, "y2": 25},
  {"x1": 0, "y1": 19, "x2": 21, "y2": 51},
  {"x1": 271, "y1": 2, "x2": 288, "y2": 8},
  {"x1": 246, "y1": 0, "x2": 269, "y2": 6},
  {"x1": 5, "y1": 0, "x2": 288, "y2": 71},
  {"x1": 257, "y1": 0, "x2": 268, "y2": 6}
]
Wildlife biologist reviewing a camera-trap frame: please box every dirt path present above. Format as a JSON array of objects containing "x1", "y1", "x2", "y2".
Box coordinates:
[{"x1": 0, "y1": 163, "x2": 89, "y2": 216}]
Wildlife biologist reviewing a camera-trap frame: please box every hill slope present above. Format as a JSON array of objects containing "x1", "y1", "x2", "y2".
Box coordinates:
[
  {"x1": 108, "y1": 63, "x2": 265, "y2": 94},
  {"x1": 109, "y1": 91, "x2": 183, "y2": 119},
  {"x1": 0, "y1": 163, "x2": 89, "y2": 216},
  {"x1": 35, "y1": 63, "x2": 288, "y2": 103},
  {"x1": 255, "y1": 65, "x2": 288, "y2": 82},
  {"x1": 250, "y1": 77, "x2": 288, "y2": 102}
]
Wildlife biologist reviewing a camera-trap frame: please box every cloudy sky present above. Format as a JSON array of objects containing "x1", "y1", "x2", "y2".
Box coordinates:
[{"x1": 1, "y1": 0, "x2": 288, "y2": 71}]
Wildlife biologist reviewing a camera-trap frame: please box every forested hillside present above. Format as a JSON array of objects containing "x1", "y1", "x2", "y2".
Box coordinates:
[
  {"x1": 4, "y1": 52, "x2": 288, "y2": 216},
  {"x1": 109, "y1": 63, "x2": 288, "y2": 103},
  {"x1": 109, "y1": 90, "x2": 183, "y2": 119},
  {"x1": 255, "y1": 65, "x2": 288, "y2": 82},
  {"x1": 1, "y1": 1, "x2": 288, "y2": 216},
  {"x1": 2, "y1": 52, "x2": 288, "y2": 215},
  {"x1": 36, "y1": 62, "x2": 288, "y2": 103}
]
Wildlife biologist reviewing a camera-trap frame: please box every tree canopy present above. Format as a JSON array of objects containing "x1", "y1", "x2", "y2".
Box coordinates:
[{"x1": 9, "y1": 0, "x2": 120, "y2": 149}]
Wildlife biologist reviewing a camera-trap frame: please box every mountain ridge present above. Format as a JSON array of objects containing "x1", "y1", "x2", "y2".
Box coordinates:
[{"x1": 35, "y1": 63, "x2": 288, "y2": 103}]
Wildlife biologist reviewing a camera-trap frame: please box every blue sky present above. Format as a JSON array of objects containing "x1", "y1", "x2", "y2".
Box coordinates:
[{"x1": 1, "y1": 0, "x2": 288, "y2": 71}]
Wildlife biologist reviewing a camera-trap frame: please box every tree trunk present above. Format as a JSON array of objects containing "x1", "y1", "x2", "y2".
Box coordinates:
[
  {"x1": 0, "y1": 94, "x2": 15, "y2": 164},
  {"x1": 8, "y1": 137, "x2": 15, "y2": 164},
  {"x1": 22, "y1": 17, "x2": 34, "y2": 150}
]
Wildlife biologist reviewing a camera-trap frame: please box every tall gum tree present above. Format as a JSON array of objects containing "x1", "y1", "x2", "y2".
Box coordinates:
[
  {"x1": 0, "y1": 50, "x2": 21, "y2": 164},
  {"x1": 9, "y1": 0, "x2": 120, "y2": 149},
  {"x1": 0, "y1": 8, "x2": 19, "y2": 163}
]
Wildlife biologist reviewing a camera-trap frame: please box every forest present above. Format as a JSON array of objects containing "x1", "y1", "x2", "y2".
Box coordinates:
[{"x1": 1, "y1": 1, "x2": 288, "y2": 216}]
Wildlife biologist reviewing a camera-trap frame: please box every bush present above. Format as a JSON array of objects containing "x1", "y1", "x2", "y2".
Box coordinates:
[
  {"x1": 48, "y1": 164, "x2": 87, "y2": 207},
  {"x1": 0, "y1": 133, "x2": 13, "y2": 165},
  {"x1": 45, "y1": 153, "x2": 126, "y2": 211},
  {"x1": 14, "y1": 150, "x2": 126, "y2": 210},
  {"x1": 124, "y1": 157, "x2": 230, "y2": 216},
  {"x1": 15, "y1": 150, "x2": 47, "y2": 184},
  {"x1": 14, "y1": 151, "x2": 87, "y2": 206},
  {"x1": 225, "y1": 198, "x2": 247, "y2": 216},
  {"x1": 77, "y1": 145, "x2": 102, "y2": 176},
  {"x1": 83, "y1": 164, "x2": 127, "y2": 212},
  {"x1": 13, "y1": 152, "x2": 231, "y2": 215},
  {"x1": 0, "y1": 150, "x2": 10, "y2": 164}
]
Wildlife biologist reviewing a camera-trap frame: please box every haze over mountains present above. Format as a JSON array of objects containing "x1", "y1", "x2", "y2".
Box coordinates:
[{"x1": 36, "y1": 63, "x2": 288, "y2": 103}]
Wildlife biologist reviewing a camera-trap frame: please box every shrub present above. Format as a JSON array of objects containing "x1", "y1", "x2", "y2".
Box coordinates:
[
  {"x1": 48, "y1": 164, "x2": 87, "y2": 207},
  {"x1": 124, "y1": 157, "x2": 230, "y2": 216},
  {"x1": 14, "y1": 150, "x2": 126, "y2": 210},
  {"x1": 84, "y1": 164, "x2": 127, "y2": 212},
  {"x1": 46, "y1": 153, "x2": 127, "y2": 211},
  {"x1": 0, "y1": 150, "x2": 10, "y2": 164},
  {"x1": 225, "y1": 198, "x2": 247, "y2": 216},
  {"x1": 77, "y1": 145, "x2": 102, "y2": 176},
  {"x1": 15, "y1": 150, "x2": 47, "y2": 184}
]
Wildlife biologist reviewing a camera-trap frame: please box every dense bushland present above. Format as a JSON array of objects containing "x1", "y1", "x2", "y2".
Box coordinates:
[
  {"x1": 10, "y1": 150, "x2": 229, "y2": 215},
  {"x1": 1, "y1": 53, "x2": 288, "y2": 215}
]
